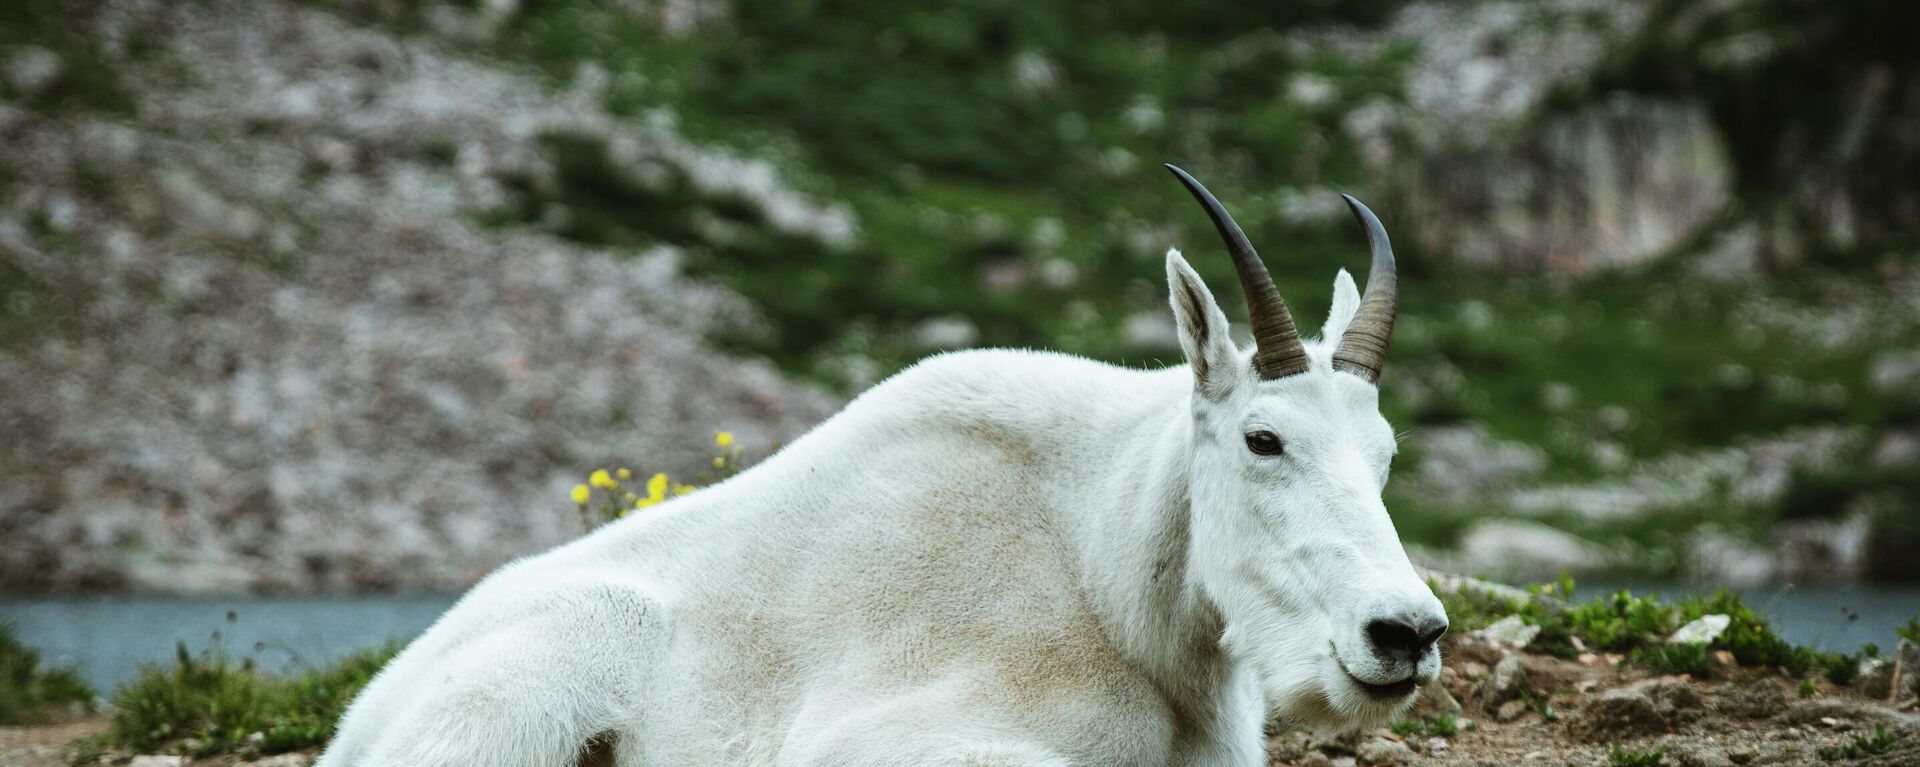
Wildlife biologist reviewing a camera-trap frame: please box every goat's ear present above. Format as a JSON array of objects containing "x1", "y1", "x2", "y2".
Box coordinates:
[
  {"x1": 1321, "y1": 268, "x2": 1360, "y2": 342},
  {"x1": 1166, "y1": 249, "x2": 1240, "y2": 398}
]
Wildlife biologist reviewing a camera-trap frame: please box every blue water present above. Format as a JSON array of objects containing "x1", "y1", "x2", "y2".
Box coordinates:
[
  {"x1": 1, "y1": 595, "x2": 456, "y2": 693},
  {"x1": 3, "y1": 584, "x2": 1916, "y2": 694}
]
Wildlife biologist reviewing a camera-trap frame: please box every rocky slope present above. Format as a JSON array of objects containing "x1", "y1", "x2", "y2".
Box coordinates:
[{"x1": 0, "y1": 0, "x2": 841, "y2": 592}]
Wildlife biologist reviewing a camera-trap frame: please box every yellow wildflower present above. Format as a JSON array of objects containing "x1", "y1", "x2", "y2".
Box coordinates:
[
  {"x1": 647, "y1": 472, "x2": 669, "y2": 501},
  {"x1": 570, "y1": 484, "x2": 591, "y2": 505},
  {"x1": 715, "y1": 431, "x2": 734, "y2": 448},
  {"x1": 590, "y1": 469, "x2": 616, "y2": 489},
  {"x1": 673, "y1": 484, "x2": 695, "y2": 496},
  {"x1": 617, "y1": 467, "x2": 632, "y2": 481},
  {"x1": 712, "y1": 456, "x2": 726, "y2": 469}
]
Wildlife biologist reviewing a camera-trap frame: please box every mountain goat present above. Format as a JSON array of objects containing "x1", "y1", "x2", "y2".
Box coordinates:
[{"x1": 317, "y1": 165, "x2": 1447, "y2": 767}]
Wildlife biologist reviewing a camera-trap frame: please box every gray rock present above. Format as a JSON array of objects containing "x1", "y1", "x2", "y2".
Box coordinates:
[
  {"x1": 1668, "y1": 614, "x2": 1730, "y2": 645},
  {"x1": 1473, "y1": 615, "x2": 1542, "y2": 651},
  {"x1": 2, "y1": 45, "x2": 63, "y2": 96},
  {"x1": 0, "y1": 0, "x2": 842, "y2": 593},
  {"x1": 1567, "y1": 688, "x2": 1665, "y2": 742},
  {"x1": 1870, "y1": 349, "x2": 1920, "y2": 396},
  {"x1": 1355, "y1": 738, "x2": 1415, "y2": 766},
  {"x1": 1485, "y1": 655, "x2": 1527, "y2": 705}
]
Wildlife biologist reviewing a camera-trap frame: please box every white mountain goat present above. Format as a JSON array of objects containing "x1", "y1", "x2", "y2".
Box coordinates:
[{"x1": 317, "y1": 165, "x2": 1448, "y2": 767}]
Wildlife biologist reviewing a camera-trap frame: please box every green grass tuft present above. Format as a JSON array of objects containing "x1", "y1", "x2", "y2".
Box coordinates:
[
  {"x1": 0, "y1": 622, "x2": 95, "y2": 724},
  {"x1": 1817, "y1": 725, "x2": 1900, "y2": 759},
  {"x1": 1609, "y1": 746, "x2": 1666, "y2": 767},
  {"x1": 1437, "y1": 577, "x2": 1867, "y2": 683},
  {"x1": 97, "y1": 641, "x2": 397, "y2": 757},
  {"x1": 1388, "y1": 713, "x2": 1459, "y2": 738}
]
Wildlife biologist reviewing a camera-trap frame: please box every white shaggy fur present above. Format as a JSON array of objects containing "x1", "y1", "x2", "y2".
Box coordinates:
[{"x1": 317, "y1": 250, "x2": 1446, "y2": 767}]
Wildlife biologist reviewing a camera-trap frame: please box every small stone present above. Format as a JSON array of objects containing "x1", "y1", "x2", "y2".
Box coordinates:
[
  {"x1": 1668, "y1": 614, "x2": 1731, "y2": 645},
  {"x1": 1428, "y1": 736, "x2": 1449, "y2": 753},
  {"x1": 1473, "y1": 615, "x2": 1541, "y2": 649},
  {"x1": 1896, "y1": 639, "x2": 1920, "y2": 704},
  {"x1": 130, "y1": 758, "x2": 187, "y2": 767},
  {"x1": 1485, "y1": 655, "x2": 1526, "y2": 704},
  {"x1": 1414, "y1": 681, "x2": 1464, "y2": 716},
  {"x1": 1299, "y1": 752, "x2": 1334, "y2": 767},
  {"x1": 1356, "y1": 738, "x2": 1415, "y2": 766},
  {"x1": 1496, "y1": 699, "x2": 1530, "y2": 722},
  {"x1": 1629, "y1": 677, "x2": 1703, "y2": 720},
  {"x1": 3, "y1": 45, "x2": 62, "y2": 96}
]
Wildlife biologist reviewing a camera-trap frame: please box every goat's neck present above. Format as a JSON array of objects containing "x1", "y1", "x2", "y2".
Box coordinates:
[{"x1": 1054, "y1": 391, "x2": 1233, "y2": 706}]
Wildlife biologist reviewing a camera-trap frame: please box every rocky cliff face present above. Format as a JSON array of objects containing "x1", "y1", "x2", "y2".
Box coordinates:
[{"x1": 0, "y1": 0, "x2": 839, "y2": 592}]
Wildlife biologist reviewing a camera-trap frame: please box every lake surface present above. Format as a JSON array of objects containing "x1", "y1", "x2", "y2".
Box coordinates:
[{"x1": 4, "y1": 584, "x2": 1917, "y2": 694}]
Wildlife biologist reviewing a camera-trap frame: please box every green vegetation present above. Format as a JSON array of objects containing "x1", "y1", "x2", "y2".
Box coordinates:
[
  {"x1": 0, "y1": 623, "x2": 94, "y2": 724},
  {"x1": 1609, "y1": 745, "x2": 1666, "y2": 767},
  {"x1": 1817, "y1": 725, "x2": 1900, "y2": 760},
  {"x1": 1439, "y1": 576, "x2": 1865, "y2": 683},
  {"x1": 1389, "y1": 713, "x2": 1459, "y2": 738},
  {"x1": 92, "y1": 641, "x2": 397, "y2": 758},
  {"x1": 287, "y1": 0, "x2": 1920, "y2": 575},
  {"x1": 0, "y1": 0, "x2": 140, "y2": 116}
]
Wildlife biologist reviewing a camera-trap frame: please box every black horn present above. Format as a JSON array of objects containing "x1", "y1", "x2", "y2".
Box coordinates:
[
  {"x1": 1165, "y1": 164, "x2": 1309, "y2": 379},
  {"x1": 1330, "y1": 194, "x2": 1397, "y2": 383}
]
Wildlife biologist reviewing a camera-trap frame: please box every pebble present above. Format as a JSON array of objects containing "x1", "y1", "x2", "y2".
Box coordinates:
[{"x1": 129, "y1": 757, "x2": 186, "y2": 767}]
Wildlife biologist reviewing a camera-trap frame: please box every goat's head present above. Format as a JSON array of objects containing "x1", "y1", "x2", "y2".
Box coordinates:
[{"x1": 1163, "y1": 165, "x2": 1445, "y2": 730}]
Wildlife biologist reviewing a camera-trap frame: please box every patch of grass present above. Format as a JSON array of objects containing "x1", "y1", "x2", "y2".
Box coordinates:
[
  {"x1": 0, "y1": 623, "x2": 95, "y2": 724},
  {"x1": 1437, "y1": 577, "x2": 1865, "y2": 683},
  {"x1": 1388, "y1": 713, "x2": 1458, "y2": 738},
  {"x1": 1631, "y1": 643, "x2": 1714, "y2": 676},
  {"x1": 1898, "y1": 616, "x2": 1920, "y2": 645},
  {"x1": 97, "y1": 641, "x2": 397, "y2": 757},
  {"x1": 1609, "y1": 746, "x2": 1665, "y2": 767},
  {"x1": 1817, "y1": 725, "x2": 1899, "y2": 760}
]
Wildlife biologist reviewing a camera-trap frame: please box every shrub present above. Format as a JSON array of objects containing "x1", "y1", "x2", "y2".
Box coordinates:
[
  {"x1": 0, "y1": 622, "x2": 95, "y2": 724},
  {"x1": 100, "y1": 641, "x2": 397, "y2": 757},
  {"x1": 1436, "y1": 577, "x2": 1864, "y2": 683}
]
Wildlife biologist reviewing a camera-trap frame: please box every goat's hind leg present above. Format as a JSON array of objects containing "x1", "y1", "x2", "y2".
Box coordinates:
[{"x1": 349, "y1": 593, "x2": 657, "y2": 767}]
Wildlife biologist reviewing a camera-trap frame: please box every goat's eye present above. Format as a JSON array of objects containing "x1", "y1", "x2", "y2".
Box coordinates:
[{"x1": 1244, "y1": 431, "x2": 1284, "y2": 456}]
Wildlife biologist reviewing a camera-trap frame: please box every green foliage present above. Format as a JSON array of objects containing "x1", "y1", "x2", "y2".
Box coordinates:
[
  {"x1": 1898, "y1": 616, "x2": 1920, "y2": 645},
  {"x1": 1436, "y1": 578, "x2": 1866, "y2": 683},
  {"x1": 0, "y1": 0, "x2": 140, "y2": 115},
  {"x1": 1609, "y1": 746, "x2": 1666, "y2": 767},
  {"x1": 299, "y1": 0, "x2": 1920, "y2": 565},
  {"x1": 100, "y1": 641, "x2": 397, "y2": 757},
  {"x1": 1631, "y1": 643, "x2": 1714, "y2": 676},
  {"x1": 0, "y1": 623, "x2": 95, "y2": 724},
  {"x1": 1388, "y1": 713, "x2": 1458, "y2": 738},
  {"x1": 1817, "y1": 725, "x2": 1899, "y2": 760}
]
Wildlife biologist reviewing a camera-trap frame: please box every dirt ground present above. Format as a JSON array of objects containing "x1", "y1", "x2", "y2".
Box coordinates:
[
  {"x1": 9, "y1": 638, "x2": 1918, "y2": 767},
  {"x1": 1269, "y1": 635, "x2": 1920, "y2": 767}
]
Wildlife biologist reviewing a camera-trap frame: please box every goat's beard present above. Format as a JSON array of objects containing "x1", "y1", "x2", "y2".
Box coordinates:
[{"x1": 1224, "y1": 618, "x2": 1419, "y2": 735}]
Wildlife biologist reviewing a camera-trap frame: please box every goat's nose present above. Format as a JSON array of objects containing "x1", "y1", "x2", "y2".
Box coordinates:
[{"x1": 1366, "y1": 615, "x2": 1448, "y2": 665}]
